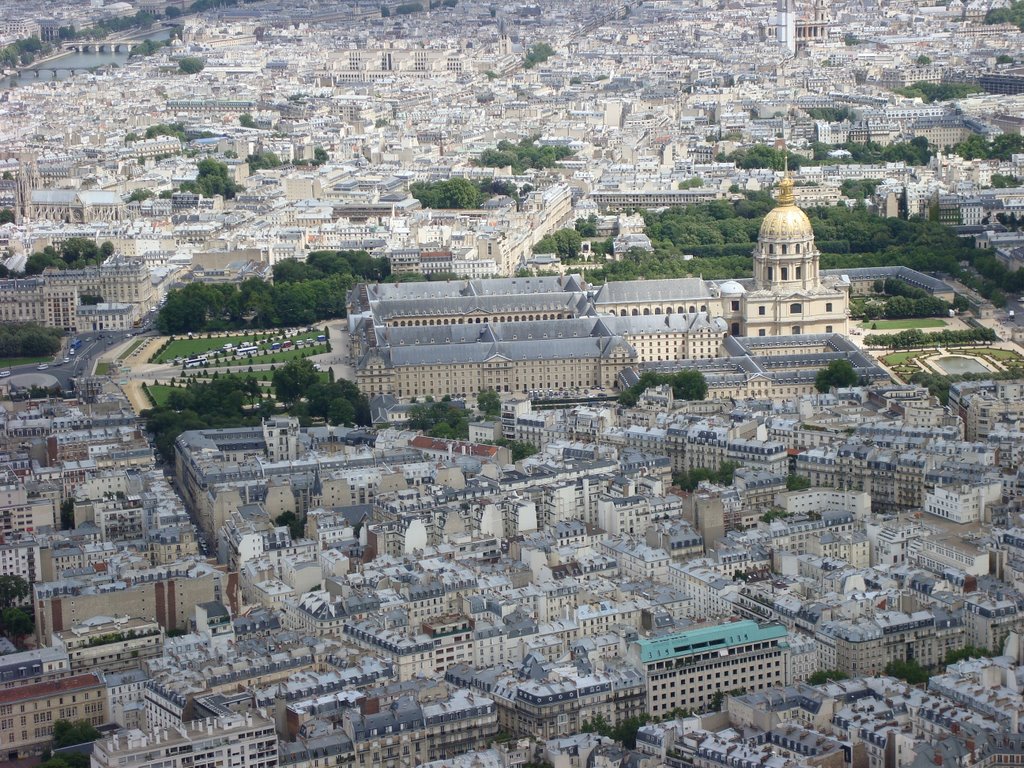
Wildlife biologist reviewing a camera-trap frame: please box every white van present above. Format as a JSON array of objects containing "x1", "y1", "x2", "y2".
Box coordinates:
[{"x1": 0, "y1": 370, "x2": 10, "y2": 378}]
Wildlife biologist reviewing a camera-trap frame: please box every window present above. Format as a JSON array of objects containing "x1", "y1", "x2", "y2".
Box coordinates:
[
  {"x1": 826, "y1": 325, "x2": 833, "y2": 333},
  {"x1": 790, "y1": 303, "x2": 802, "y2": 314},
  {"x1": 781, "y1": 267, "x2": 788, "y2": 280},
  {"x1": 731, "y1": 301, "x2": 740, "y2": 311},
  {"x1": 758, "y1": 306, "x2": 766, "y2": 316},
  {"x1": 796, "y1": 266, "x2": 802, "y2": 279},
  {"x1": 768, "y1": 267, "x2": 774, "y2": 281},
  {"x1": 826, "y1": 302, "x2": 832, "y2": 312},
  {"x1": 758, "y1": 329, "x2": 766, "y2": 336},
  {"x1": 792, "y1": 326, "x2": 801, "y2": 335}
]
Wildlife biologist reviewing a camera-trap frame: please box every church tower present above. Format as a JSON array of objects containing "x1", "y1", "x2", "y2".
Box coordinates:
[
  {"x1": 753, "y1": 169, "x2": 820, "y2": 292},
  {"x1": 738, "y1": 164, "x2": 850, "y2": 338}
]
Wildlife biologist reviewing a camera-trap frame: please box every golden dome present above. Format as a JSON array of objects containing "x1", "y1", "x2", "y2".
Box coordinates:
[{"x1": 758, "y1": 172, "x2": 814, "y2": 241}]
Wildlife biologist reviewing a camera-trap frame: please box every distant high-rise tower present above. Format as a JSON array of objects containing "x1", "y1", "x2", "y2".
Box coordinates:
[{"x1": 776, "y1": 0, "x2": 796, "y2": 55}]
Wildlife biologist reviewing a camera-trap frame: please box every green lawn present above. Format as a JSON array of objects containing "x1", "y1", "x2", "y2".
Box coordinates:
[
  {"x1": 118, "y1": 338, "x2": 148, "y2": 360},
  {"x1": 882, "y1": 351, "x2": 925, "y2": 365},
  {"x1": 973, "y1": 348, "x2": 1022, "y2": 361},
  {"x1": 95, "y1": 361, "x2": 114, "y2": 375},
  {"x1": 0, "y1": 355, "x2": 53, "y2": 368},
  {"x1": 145, "y1": 384, "x2": 179, "y2": 407},
  {"x1": 861, "y1": 318, "x2": 948, "y2": 330},
  {"x1": 151, "y1": 333, "x2": 266, "y2": 363},
  {"x1": 204, "y1": 345, "x2": 328, "y2": 369}
]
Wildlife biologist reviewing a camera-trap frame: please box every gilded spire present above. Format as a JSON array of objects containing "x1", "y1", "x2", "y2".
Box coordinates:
[{"x1": 777, "y1": 153, "x2": 795, "y2": 206}]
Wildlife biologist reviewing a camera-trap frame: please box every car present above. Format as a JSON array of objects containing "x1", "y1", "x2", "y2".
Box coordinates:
[
  {"x1": 62, "y1": 357, "x2": 70, "y2": 364},
  {"x1": 37, "y1": 363, "x2": 48, "y2": 370},
  {"x1": 0, "y1": 370, "x2": 9, "y2": 378},
  {"x1": 69, "y1": 349, "x2": 75, "y2": 356}
]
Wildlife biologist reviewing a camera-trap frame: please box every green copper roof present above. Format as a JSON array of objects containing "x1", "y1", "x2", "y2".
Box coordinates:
[{"x1": 635, "y1": 620, "x2": 788, "y2": 663}]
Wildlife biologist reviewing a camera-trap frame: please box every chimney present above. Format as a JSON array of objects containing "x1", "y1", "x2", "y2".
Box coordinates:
[{"x1": 933, "y1": 754, "x2": 943, "y2": 766}]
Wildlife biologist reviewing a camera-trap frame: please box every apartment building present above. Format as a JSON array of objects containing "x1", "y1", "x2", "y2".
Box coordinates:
[
  {"x1": 628, "y1": 620, "x2": 790, "y2": 717},
  {"x1": 54, "y1": 616, "x2": 163, "y2": 674},
  {"x1": 817, "y1": 610, "x2": 965, "y2": 676},
  {"x1": 33, "y1": 563, "x2": 222, "y2": 642},
  {"x1": 0, "y1": 259, "x2": 156, "y2": 332},
  {"x1": 0, "y1": 673, "x2": 108, "y2": 758},
  {"x1": 91, "y1": 712, "x2": 278, "y2": 768},
  {"x1": 339, "y1": 690, "x2": 498, "y2": 768}
]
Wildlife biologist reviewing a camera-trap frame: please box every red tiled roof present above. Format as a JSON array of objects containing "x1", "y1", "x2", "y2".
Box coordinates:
[
  {"x1": 410, "y1": 435, "x2": 500, "y2": 458},
  {"x1": 0, "y1": 673, "x2": 102, "y2": 705}
]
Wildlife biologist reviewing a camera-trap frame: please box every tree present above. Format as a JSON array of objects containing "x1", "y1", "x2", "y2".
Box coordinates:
[
  {"x1": 0, "y1": 208, "x2": 14, "y2": 224},
  {"x1": 1, "y1": 607, "x2": 33, "y2": 640},
  {"x1": 477, "y1": 389, "x2": 501, "y2": 419},
  {"x1": 814, "y1": 359, "x2": 859, "y2": 392},
  {"x1": 127, "y1": 189, "x2": 154, "y2": 203},
  {"x1": 272, "y1": 359, "x2": 320, "y2": 406},
  {"x1": 247, "y1": 151, "x2": 281, "y2": 172},
  {"x1": 0, "y1": 575, "x2": 30, "y2": 609},
  {"x1": 885, "y1": 659, "x2": 930, "y2": 685},
  {"x1": 60, "y1": 498, "x2": 75, "y2": 530},
  {"x1": 523, "y1": 42, "x2": 556, "y2": 69},
  {"x1": 275, "y1": 511, "x2": 304, "y2": 540},
  {"x1": 786, "y1": 474, "x2": 811, "y2": 491},
  {"x1": 808, "y1": 669, "x2": 848, "y2": 684},
  {"x1": 312, "y1": 147, "x2": 329, "y2": 165},
  {"x1": 575, "y1": 215, "x2": 599, "y2": 237},
  {"x1": 239, "y1": 113, "x2": 257, "y2": 128},
  {"x1": 52, "y1": 719, "x2": 102, "y2": 749},
  {"x1": 916, "y1": 54, "x2": 932, "y2": 65},
  {"x1": 178, "y1": 56, "x2": 205, "y2": 74}
]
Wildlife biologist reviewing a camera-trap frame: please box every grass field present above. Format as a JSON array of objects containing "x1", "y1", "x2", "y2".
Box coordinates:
[
  {"x1": 861, "y1": 318, "x2": 948, "y2": 330},
  {"x1": 145, "y1": 384, "x2": 178, "y2": 407},
  {"x1": 118, "y1": 338, "x2": 148, "y2": 360},
  {"x1": 151, "y1": 333, "x2": 266, "y2": 363},
  {"x1": 95, "y1": 362, "x2": 114, "y2": 375},
  {"x1": 972, "y1": 348, "x2": 1022, "y2": 361},
  {"x1": 0, "y1": 355, "x2": 53, "y2": 368},
  {"x1": 203, "y1": 345, "x2": 328, "y2": 369},
  {"x1": 882, "y1": 351, "x2": 924, "y2": 365}
]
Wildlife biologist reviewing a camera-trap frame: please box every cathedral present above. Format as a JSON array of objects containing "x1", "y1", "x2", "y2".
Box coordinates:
[
  {"x1": 715, "y1": 170, "x2": 850, "y2": 337},
  {"x1": 349, "y1": 173, "x2": 852, "y2": 399},
  {"x1": 590, "y1": 171, "x2": 851, "y2": 338}
]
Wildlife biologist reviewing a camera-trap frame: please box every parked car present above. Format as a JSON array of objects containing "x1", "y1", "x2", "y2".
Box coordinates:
[{"x1": 37, "y1": 363, "x2": 49, "y2": 370}]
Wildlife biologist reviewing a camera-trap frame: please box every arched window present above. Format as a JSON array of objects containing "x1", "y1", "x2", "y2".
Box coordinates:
[
  {"x1": 689, "y1": 305, "x2": 696, "y2": 313},
  {"x1": 665, "y1": 307, "x2": 673, "y2": 314},
  {"x1": 643, "y1": 308, "x2": 651, "y2": 316},
  {"x1": 730, "y1": 322, "x2": 741, "y2": 336},
  {"x1": 632, "y1": 309, "x2": 639, "y2": 316},
  {"x1": 654, "y1": 308, "x2": 662, "y2": 315},
  {"x1": 790, "y1": 303, "x2": 802, "y2": 314},
  {"x1": 620, "y1": 309, "x2": 628, "y2": 317}
]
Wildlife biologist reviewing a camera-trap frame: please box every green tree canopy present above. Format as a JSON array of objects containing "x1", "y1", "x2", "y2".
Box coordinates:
[
  {"x1": 814, "y1": 359, "x2": 859, "y2": 392},
  {"x1": 178, "y1": 56, "x2": 205, "y2": 74},
  {"x1": 0, "y1": 575, "x2": 30, "y2": 609},
  {"x1": 272, "y1": 359, "x2": 320, "y2": 406},
  {"x1": 52, "y1": 719, "x2": 102, "y2": 749}
]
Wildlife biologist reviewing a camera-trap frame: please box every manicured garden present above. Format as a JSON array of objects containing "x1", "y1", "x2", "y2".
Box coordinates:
[
  {"x1": 0, "y1": 355, "x2": 53, "y2": 368},
  {"x1": 861, "y1": 318, "x2": 947, "y2": 330},
  {"x1": 150, "y1": 333, "x2": 265, "y2": 363}
]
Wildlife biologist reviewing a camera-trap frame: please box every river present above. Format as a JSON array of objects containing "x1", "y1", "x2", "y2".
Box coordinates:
[{"x1": 6, "y1": 28, "x2": 172, "y2": 88}]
